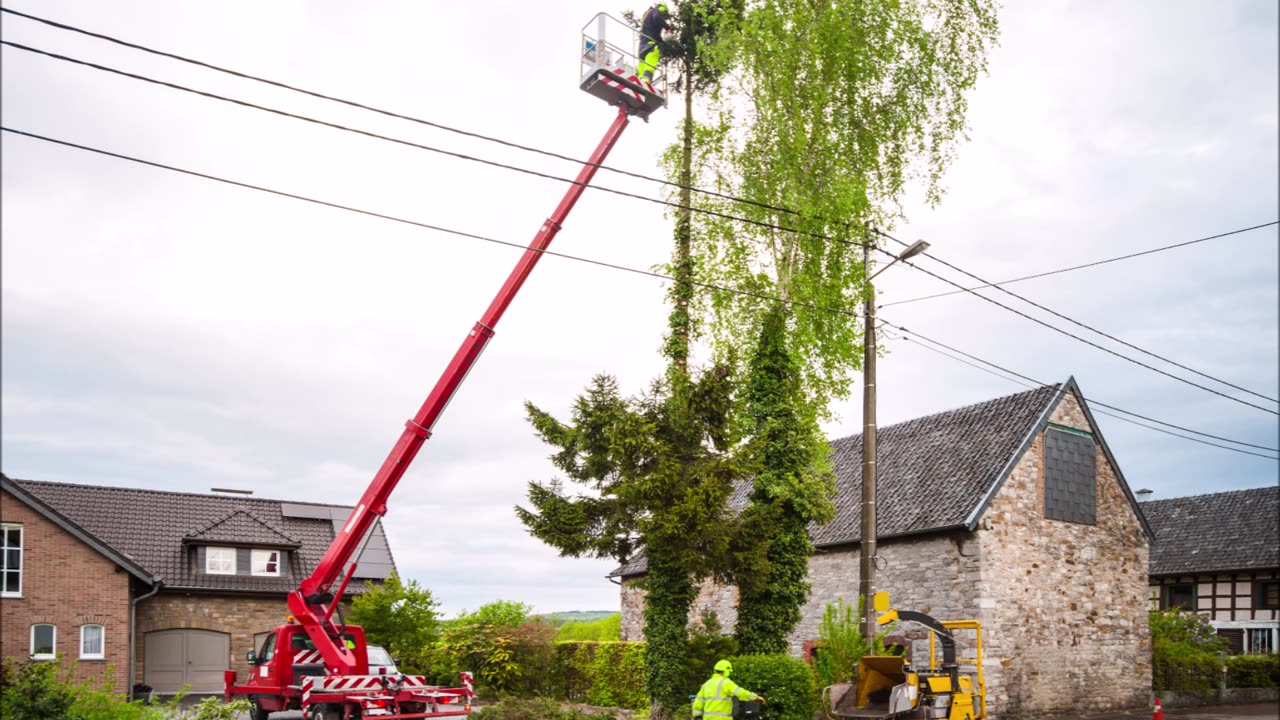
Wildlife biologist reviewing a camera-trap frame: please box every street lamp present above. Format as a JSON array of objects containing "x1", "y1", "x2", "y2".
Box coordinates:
[{"x1": 860, "y1": 236, "x2": 930, "y2": 642}]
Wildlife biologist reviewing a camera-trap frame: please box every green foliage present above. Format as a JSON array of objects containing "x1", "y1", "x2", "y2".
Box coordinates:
[
  {"x1": 682, "y1": 612, "x2": 738, "y2": 694},
  {"x1": 734, "y1": 306, "x2": 834, "y2": 654},
  {"x1": 348, "y1": 572, "x2": 442, "y2": 674},
  {"x1": 519, "y1": 368, "x2": 749, "y2": 715},
  {"x1": 1150, "y1": 609, "x2": 1230, "y2": 695},
  {"x1": 812, "y1": 597, "x2": 897, "y2": 689},
  {"x1": 0, "y1": 658, "x2": 193, "y2": 720},
  {"x1": 677, "y1": 0, "x2": 1000, "y2": 412},
  {"x1": 557, "y1": 614, "x2": 622, "y2": 642},
  {"x1": 725, "y1": 654, "x2": 815, "y2": 720},
  {"x1": 554, "y1": 642, "x2": 648, "y2": 710},
  {"x1": 1226, "y1": 654, "x2": 1280, "y2": 689},
  {"x1": 433, "y1": 601, "x2": 557, "y2": 696},
  {"x1": 181, "y1": 697, "x2": 252, "y2": 720},
  {"x1": 539, "y1": 611, "x2": 618, "y2": 628},
  {"x1": 471, "y1": 696, "x2": 620, "y2": 720}
]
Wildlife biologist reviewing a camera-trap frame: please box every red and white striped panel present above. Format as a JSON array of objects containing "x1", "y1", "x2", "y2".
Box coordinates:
[
  {"x1": 302, "y1": 675, "x2": 440, "y2": 704},
  {"x1": 292, "y1": 650, "x2": 324, "y2": 665},
  {"x1": 600, "y1": 67, "x2": 648, "y2": 105}
]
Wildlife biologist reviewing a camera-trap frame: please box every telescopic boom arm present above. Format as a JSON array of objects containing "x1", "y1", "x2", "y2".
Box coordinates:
[{"x1": 286, "y1": 105, "x2": 632, "y2": 674}]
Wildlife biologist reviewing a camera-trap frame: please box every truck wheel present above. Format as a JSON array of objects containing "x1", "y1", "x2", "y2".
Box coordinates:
[
  {"x1": 310, "y1": 703, "x2": 343, "y2": 720},
  {"x1": 249, "y1": 700, "x2": 270, "y2": 720}
]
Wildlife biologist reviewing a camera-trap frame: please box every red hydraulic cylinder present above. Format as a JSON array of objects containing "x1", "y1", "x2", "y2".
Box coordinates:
[{"x1": 288, "y1": 105, "x2": 632, "y2": 674}]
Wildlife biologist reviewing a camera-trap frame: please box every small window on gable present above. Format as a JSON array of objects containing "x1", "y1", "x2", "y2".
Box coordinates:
[
  {"x1": 1166, "y1": 583, "x2": 1196, "y2": 611},
  {"x1": 252, "y1": 550, "x2": 281, "y2": 577},
  {"x1": 80, "y1": 624, "x2": 104, "y2": 659},
  {"x1": 1259, "y1": 580, "x2": 1280, "y2": 610},
  {"x1": 2, "y1": 524, "x2": 22, "y2": 597},
  {"x1": 1044, "y1": 426, "x2": 1096, "y2": 525},
  {"x1": 206, "y1": 547, "x2": 237, "y2": 575},
  {"x1": 31, "y1": 624, "x2": 55, "y2": 660}
]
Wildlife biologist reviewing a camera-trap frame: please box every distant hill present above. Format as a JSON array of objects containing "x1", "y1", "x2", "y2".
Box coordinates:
[{"x1": 537, "y1": 610, "x2": 618, "y2": 628}]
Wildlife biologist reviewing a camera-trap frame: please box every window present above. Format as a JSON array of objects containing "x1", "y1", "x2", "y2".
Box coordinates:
[
  {"x1": 251, "y1": 550, "x2": 280, "y2": 577},
  {"x1": 31, "y1": 624, "x2": 55, "y2": 660},
  {"x1": 1165, "y1": 583, "x2": 1196, "y2": 611},
  {"x1": 1217, "y1": 629, "x2": 1245, "y2": 655},
  {"x1": 259, "y1": 632, "x2": 277, "y2": 663},
  {"x1": 2, "y1": 524, "x2": 22, "y2": 597},
  {"x1": 1248, "y1": 628, "x2": 1275, "y2": 655},
  {"x1": 1259, "y1": 580, "x2": 1280, "y2": 610},
  {"x1": 80, "y1": 625, "x2": 104, "y2": 659},
  {"x1": 1043, "y1": 427, "x2": 1097, "y2": 525},
  {"x1": 206, "y1": 547, "x2": 236, "y2": 575}
]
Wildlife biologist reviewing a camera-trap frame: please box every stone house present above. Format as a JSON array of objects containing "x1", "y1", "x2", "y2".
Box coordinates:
[
  {"x1": 610, "y1": 379, "x2": 1153, "y2": 719},
  {"x1": 1143, "y1": 486, "x2": 1279, "y2": 654},
  {"x1": 0, "y1": 475, "x2": 395, "y2": 697}
]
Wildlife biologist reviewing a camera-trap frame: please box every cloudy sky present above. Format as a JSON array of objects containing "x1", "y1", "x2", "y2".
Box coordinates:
[{"x1": 3, "y1": 1, "x2": 1276, "y2": 616}]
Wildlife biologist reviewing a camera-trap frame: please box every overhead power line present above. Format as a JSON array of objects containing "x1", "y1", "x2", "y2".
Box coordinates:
[
  {"x1": 0, "y1": 7, "x2": 816, "y2": 232},
  {"x1": 888, "y1": 327, "x2": 1280, "y2": 460},
  {"x1": 0, "y1": 40, "x2": 868, "y2": 251},
  {"x1": 11, "y1": 10, "x2": 1275, "y2": 413},
  {"x1": 880, "y1": 222, "x2": 1280, "y2": 307},
  {"x1": 871, "y1": 229, "x2": 1280, "y2": 415},
  {"x1": 5, "y1": 126, "x2": 1275, "y2": 460}
]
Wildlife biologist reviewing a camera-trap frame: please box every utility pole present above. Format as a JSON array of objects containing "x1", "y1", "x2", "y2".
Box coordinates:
[
  {"x1": 859, "y1": 237, "x2": 879, "y2": 643},
  {"x1": 859, "y1": 233, "x2": 931, "y2": 642}
]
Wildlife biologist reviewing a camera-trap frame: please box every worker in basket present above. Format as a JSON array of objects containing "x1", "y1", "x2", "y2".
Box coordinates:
[
  {"x1": 691, "y1": 660, "x2": 766, "y2": 720},
  {"x1": 637, "y1": 3, "x2": 671, "y2": 85}
]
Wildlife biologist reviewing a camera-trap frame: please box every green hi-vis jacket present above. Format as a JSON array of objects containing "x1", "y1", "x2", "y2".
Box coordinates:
[{"x1": 691, "y1": 674, "x2": 758, "y2": 718}]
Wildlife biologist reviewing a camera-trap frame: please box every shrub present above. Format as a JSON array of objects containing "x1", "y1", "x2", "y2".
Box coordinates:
[
  {"x1": 1226, "y1": 654, "x2": 1280, "y2": 689},
  {"x1": 0, "y1": 658, "x2": 194, "y2": 720},
  {"x1": 557, "y1": 614, "x2": 622, "y2": 642},
  {"x1": 348, "y1": 573, "x2": 442, "y2": 674},
  {"x1": 433, "y1": 601, "x2": 557, "y2": 695},
  {"x1": 726, "y1": 655, "x2": 815, "y2": 720},
  {"x1": 553, "y1": 642, "x2": 647, "y2": 710},
  {"x1": 812, "y1": 597, "x2": 896, "y2": 689},
  {"x1": 1150, "y1": 609, "x2": 1229, "y2": 695}
]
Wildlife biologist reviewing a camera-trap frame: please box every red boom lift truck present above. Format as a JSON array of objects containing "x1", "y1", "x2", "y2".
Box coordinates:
[{"x1": 223, "y1": 15, "x2": 664, "y2": 720}]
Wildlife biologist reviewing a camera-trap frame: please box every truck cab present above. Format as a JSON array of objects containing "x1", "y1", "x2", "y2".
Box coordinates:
[{"x1": 236, "y1": 622, "x2": 369, "y2": 714}]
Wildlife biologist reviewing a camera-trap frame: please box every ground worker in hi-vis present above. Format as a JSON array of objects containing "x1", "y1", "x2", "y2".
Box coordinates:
[
  {"x1": 638, "y1": 3, "x2": 671, "y2": 83},
  {"x1": 691, "y1": 660, "x2": 766, "y2": 719}
]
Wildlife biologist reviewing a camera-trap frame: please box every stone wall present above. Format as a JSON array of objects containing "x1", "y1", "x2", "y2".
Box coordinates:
[
  {"x1": 134, "y1": 592, "x2": 289, "y2": 687},
  {"x1": 973, "y1": 391, "x2": 1150, "y2": 718},
  {"x1": 0, "y1": 488, "x2": 134, "y2": 695}
]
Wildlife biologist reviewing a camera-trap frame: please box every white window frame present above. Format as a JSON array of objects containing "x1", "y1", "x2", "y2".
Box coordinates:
[
  {"x1": 2, "y1": 523, "x2": 22, "y2": 598},
  {"x1": 251, "y1": 549, "x2": 281, "y2": 577},
  {"x1": 206, "y1": 546, "x2": 237, "y2": 575},
  {"x1": 80, "y1": 624, "x2": 105, "y2": 659},
  {"x1": 31, "y1": 623, "x2": 56, "y2": 660}
]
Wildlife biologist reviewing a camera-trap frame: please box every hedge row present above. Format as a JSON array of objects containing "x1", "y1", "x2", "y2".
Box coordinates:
[{"x1": 553, "y1": 642, "x2": 648, "y2": 710}]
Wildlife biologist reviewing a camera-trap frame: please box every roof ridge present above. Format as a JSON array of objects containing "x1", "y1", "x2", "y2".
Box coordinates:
[
  {"x1": 11, "y1": 477, "x2": 356, "y2": 509},
  {"x1": 828, "y1": 382, "x2": 1059, "y2": 446}
]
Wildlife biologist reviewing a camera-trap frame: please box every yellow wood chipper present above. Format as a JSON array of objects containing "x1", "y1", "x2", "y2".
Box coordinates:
[{"x1": 822, "y1": 592, "x2": 985, "y2": 720}]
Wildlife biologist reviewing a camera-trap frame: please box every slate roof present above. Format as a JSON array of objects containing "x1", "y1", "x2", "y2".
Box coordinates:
[
  {"x1": 1143, "y1": 486, "x2": 1280, "y2": 576},
  {"x1": 3, "y1": 477, "x2": 395, "y2": 594},
  {"x1": 613, "y1": 382, "x2": 1095, "y2": 577}
]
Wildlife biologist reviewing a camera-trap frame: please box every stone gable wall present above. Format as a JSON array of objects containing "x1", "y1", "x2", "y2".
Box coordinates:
[
  {"x1": 973, "y1": 391, "x2": 1150, "y2": 718},
  {"x1": 0, "y1": 488, "x2": 134, "y2": 695}
]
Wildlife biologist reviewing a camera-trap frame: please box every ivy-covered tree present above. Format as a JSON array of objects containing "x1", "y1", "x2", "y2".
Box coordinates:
[
  {"x1": 517, "y1": 370, "x2": 747, "y2": 718},
  {"x1": 682, "y1": 0, "x2": 1000, "y2": 652}
]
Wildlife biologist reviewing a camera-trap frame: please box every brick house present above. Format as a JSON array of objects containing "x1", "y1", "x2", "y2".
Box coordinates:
[
  {"x1": 610, "y1": 379, "x2": 1153, "y2": 719},
  {"x1": 0, "y1": 475, "x2": 395, "y2": 697},
  {"x1": 1143, "y1": 486, "x2": 1280, "y2": 654}
]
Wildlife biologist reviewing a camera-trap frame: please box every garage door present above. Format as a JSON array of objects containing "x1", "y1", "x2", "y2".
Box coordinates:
[{"x1": 144, "y1": 629, "x2": 230, "y2": 694}]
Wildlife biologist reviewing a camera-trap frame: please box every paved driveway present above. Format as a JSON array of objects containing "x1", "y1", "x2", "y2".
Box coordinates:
[{"x1": 1081, "y1": 704, "x2": 1280, "y2": 720}]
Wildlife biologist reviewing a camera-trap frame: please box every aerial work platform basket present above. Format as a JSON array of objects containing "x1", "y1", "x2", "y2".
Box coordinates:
[{"x1": 580, "y1": 12, "x2": 667, "y2": 120}]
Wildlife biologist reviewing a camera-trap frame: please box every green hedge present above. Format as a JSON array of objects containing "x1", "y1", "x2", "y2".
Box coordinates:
[
  {"x1": 726, "y1": 655, "x2": 815, "y2": 720},
  {"x1": 1226, "y1": 654, "x2": 1280, "y2": 689},
  {"x1": 553, "y1": 641, "x2": 647, "y2": 710}
]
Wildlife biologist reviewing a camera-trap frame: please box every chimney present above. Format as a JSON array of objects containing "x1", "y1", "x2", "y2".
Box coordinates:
[{"x1": 1136, "y1": 488, "x2": 1153, "y2": 502}]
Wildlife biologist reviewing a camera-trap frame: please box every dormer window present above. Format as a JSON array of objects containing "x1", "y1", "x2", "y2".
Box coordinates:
[
  {"x1": 252, "y1": 549, "x2": 281, "y2": 577},
  {"x1": 206, "y1": 546, "x2": 237, "y2": 575}
]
